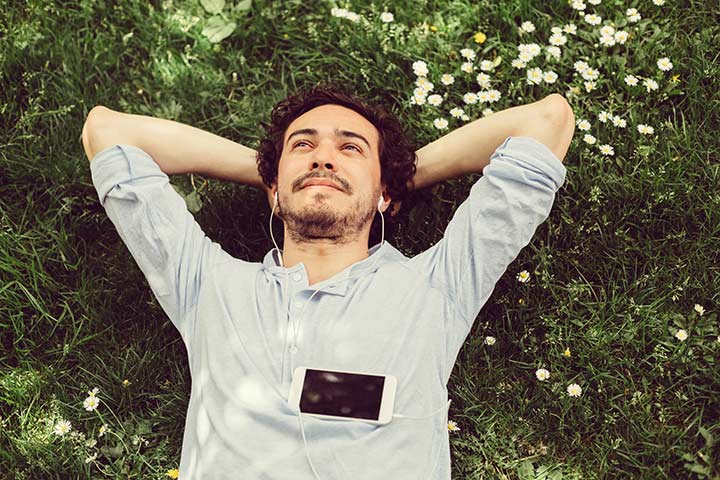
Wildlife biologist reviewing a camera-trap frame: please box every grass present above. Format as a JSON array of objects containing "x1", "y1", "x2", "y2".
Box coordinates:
[{"x1": 1, "y1": 0, "x2": 719, "y2": 478}]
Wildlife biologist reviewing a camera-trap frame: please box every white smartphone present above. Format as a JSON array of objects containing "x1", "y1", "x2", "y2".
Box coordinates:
[{"x1": 288, "y1": 366, "x2": 397, "y2": 425}]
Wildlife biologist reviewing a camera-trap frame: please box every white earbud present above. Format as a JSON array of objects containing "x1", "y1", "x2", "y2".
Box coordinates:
[{"x1": 377, "y1": 196, "x2": 384, "y2": 210}]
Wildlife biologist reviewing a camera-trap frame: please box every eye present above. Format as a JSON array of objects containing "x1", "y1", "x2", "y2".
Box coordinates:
[
  {"x1": 344, "y1": 144, "x2": 361, "y2": 152},
  {"x1": 293, "y1": 140, "x2": 310, "y2": 149}
]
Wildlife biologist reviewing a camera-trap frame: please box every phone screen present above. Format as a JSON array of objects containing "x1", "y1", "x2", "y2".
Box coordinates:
[{"x1": 300, "y1": 369, "x2": 386, "y2": 421}]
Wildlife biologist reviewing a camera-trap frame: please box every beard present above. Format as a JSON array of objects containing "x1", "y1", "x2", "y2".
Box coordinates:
[{"x1": 276, "y1": 186, "x2": 379, "y2": 245}]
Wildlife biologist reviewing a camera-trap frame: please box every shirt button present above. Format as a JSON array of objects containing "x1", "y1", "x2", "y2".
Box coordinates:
[
  {"x1": 292, "y1": 273, "x2": 302, "y2": 282},
  {"x1": 289, "y1": 345, "x2": 298, "y2": 354},
  {"x1": 294, "y1": 301, "x2": 304, "y2": 309}
]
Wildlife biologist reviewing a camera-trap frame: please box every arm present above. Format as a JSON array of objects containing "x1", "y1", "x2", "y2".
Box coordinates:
[
  {"x1": 410, "y1": 94, "x2": 574, "y2": 191},
  {"x1": 82, "y1": 106, "x2": 265, "y2": 189}
]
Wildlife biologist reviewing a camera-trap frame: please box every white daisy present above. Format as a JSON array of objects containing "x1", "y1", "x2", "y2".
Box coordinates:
[
  {"x1": 625, "y1": 75, "x2": 639, "y2": 86},
  {"x1": 462, "y1": 92, "x2": 478, "y2": 104},
  {"x1": 413, "y1": 60, "x2": 429, "y2": 77},
  {"x1": 599, "y1": 144, "x2": 614, "y2": 156},
  {"x1": 427, "y1": 94, "x2": 443, "y2": 106},
  {"x1": 433, "y1": 118, "x2": 449, "y2": 130},
  {"x1": 460, "y1": 48, "x2": 476, "y2": 60},
  {"x1": 440, "y1": 74, "x2": 455, "y2": 85},
  {"x1": 526, "y1": 67, "x2": 543, "y2": 84},
  {"x1": 657, "y1": 57, "x2": 673, "y2": 72},
  {"x1": 567, "y1": 383, "x2": 582, "y2": 397}
]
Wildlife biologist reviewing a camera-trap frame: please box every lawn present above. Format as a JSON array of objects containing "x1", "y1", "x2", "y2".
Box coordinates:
[{"x1": 1, "y1": 0, "x2": 719, "y2": 479}]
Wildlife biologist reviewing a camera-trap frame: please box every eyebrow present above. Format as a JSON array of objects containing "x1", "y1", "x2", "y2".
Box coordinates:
[{"x1": 285, "y1": 128, "x2": 372, "y2": 152}]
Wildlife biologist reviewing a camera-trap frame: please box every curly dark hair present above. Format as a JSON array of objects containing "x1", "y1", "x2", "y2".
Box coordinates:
[{"x1": 256, "y1": 82, "x2": 418, "y2": 220}]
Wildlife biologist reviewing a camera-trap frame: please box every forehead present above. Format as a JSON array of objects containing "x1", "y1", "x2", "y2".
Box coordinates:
[{"x1": 284, "y1": 104, "x2": 378, "y2": 149}]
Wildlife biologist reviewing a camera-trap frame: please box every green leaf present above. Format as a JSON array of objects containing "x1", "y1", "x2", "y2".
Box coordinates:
[
  {"x1": 516, "y1": 460, "x2": 535, "y2": 480},
  {"x1": 200, "y1": 0, "x2": 225, "y2": 15},
  {"x1": 202, "y1": 15, "x2": 237, "y2": 43},
  {"x1": 184, "y1": 190, "x2": 203, "y2": 213},
  {"x1": 235, "y1": 0, "x2": 252, "y2": 11},
  {"x1": 699, "y1": 426, "x2": 714, "y2": 447}
]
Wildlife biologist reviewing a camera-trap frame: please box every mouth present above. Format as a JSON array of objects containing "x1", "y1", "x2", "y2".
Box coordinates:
[{"x1": 301, "y1": 179, "x2": 343, "y2": 191}]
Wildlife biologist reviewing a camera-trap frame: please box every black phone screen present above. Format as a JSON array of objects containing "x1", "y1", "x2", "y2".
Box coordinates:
[{"x1": 300, "y1": 369, "x2": 385, "y2": 420}]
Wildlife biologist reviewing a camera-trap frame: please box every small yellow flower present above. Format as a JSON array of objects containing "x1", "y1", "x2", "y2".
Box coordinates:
[
  {"x1": 671, "y1": 74, "x2": 680, "y2": 83},
  {"x1": 518, "y1": 298, "x2": 525, "y2": 304},
  {"x1": 430, "y1": 25, "x2": 438, "y2": 32},
  {"x1": 122, "y1": 379, "x2": 131, "y2": 387},
  {"x1": 474, "y1": 32, "x2": 487, "y2": 44},
  {"x1": 563, "y1": 348, "x2": 571, "y2": 357},
  {"x1": 166, "y1": 469, "x2": 180, "y2": 479}
]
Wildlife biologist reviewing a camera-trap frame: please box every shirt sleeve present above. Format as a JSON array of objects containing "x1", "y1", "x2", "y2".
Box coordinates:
[
  {"x1": 90, "y1": 144, "x2": 226, "y2": 338},
  {"x1": 408, "y1": 135, "x2": 567, "y2": 326}
]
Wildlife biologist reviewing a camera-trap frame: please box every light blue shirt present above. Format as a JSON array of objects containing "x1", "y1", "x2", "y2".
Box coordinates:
[{"x1": 90, "y1": 135, "x2": 566, "y2": 479}]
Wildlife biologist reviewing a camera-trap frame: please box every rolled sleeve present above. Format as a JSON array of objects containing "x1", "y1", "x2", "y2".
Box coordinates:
[
  {"x1": 90, "y1": 144, "x2": 224, "y2": 339},
  {"x1": 409, "y1": 135, "x2": 567, "y2": 328}
]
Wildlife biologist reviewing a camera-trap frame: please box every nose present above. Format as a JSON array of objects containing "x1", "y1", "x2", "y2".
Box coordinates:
[{"x1": 309, "y1": 141, "x2": 337, "y2": 173}]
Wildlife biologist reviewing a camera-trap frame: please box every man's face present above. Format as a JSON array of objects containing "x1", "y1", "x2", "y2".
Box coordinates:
[{"x1": 272, "y1": 104, "x2": 385, "y2": 245}]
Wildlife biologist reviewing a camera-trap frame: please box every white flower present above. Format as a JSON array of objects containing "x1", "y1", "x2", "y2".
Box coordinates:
[
  {"x1": 584, "y1": 14, "x2": 602, "y2": 25},
  {"x1": 479, "y1": 60, "x2": 494, "y2": 72},
  {"x1": 694, "y1": 304, "x2": 705, "y2": 315},
  {"x1": 487, "y1": 89, "x2": 502, "y2": 103},
  {"x1": 574, "y1": 60, "x2": 589, "y2": 73},
  {"x1": 433, "y1": 118, "x2": 449, "y2": 130},
  {"x1": 626, "y1": 8, "x2": 641, "y2": 22},
  {"x1": 447, "y1": 420, "x2": 461, "y2": 432},
  {"x1": 583, "y1": 134, "x2": 596, "y2": 144},
  {"x1": 615, "y1": 31, "x2": 629, "y2": 44},
  {"x1": 484, "y1": 336, "x2": 496, "y2": 345},
  {"x1": 482, "y1": 108, "x2": 494, "y2": 117},
  {"x1": 637, "y1": 124, "x2": 655, "y2": 135},
  {"x1": 600, "y1": 26, "x2": 615, "y2": 37},
  {"x1": 577, "y1": 119, "x2": 591, "y2": 131},
  {"x1": 98, "y1": 424, "x2": 107, "y2": 437},
  {"x1": 512, "y1": 58, "x2": 527, "y2": 69},
  {"x1": 54, "y1": 419, "x2": 72, "y2": 436},
  {"x1": 581, "y1": 67, "x2": 599, "y2": 81},
  {"x1": 675, "y1": 329, "x2": 688, "y2": 341},
  {"x1": 346, "y1": 12, "x2": 360, "y2": 22},
  {"x1": 83, "y1": 395, "x2": 100, "y2": 411},
  {"x1": 599, "y1": 35, "x2": 616, "y2": 47},
  {"x1": 526, "y1": 67, "x2": 543, "y2": 84},
  {"x1": 549, "y1": 32, "x2": 567, "y2": 46},
  {"x1": 416, "y1": 77, "x2": 434, "y2": 92},
  {"x1": 657, "y1": 57, "x2": 673, "y2": 72},
  {"x1": 521, "y1": 21, "x2": 536, "y2": 32},
  {"x1": 476, "y1": 72, "x2": 491, "y2": 88},
  {"x1": 625, "y1": 75, "x2": 639, "y2": 86},
  {"x1": 427, "y1": 94, "x2": 443, "y2": 106},
  {"x1": 460, "y1": 48, "x2": 476, "y2": 60},
  {"x1": 567, "y1": 383, "x2": 582, "y2": 397},
  {"x1": 88, "y1": 387, "x2": 99, "y2": 398},
  {"x1": 543, "y1": 71, "x2": 558, "y2": 83},
  {"x1": 588, "y1": 0, "x2": 601, "y2": 4},
  {"x1": 461, "y1": 62, "x2": 474, "y2": 73},
  {"x1": 611, "y1": 116, "x2": 627, "y2": 128},
  {"x1": 563, "y1": 23, "x2": 578, "y2": 34},
  {"x1": 411, "y1": 91, "x2": 427, "y2": 106},
  {"x1": 535, "y1": 368, "x2": 550, "y2": 381},
  {"x1": 380, "y1": 12, "x2": 394, "y2": 23},
  {"x1": 643, "y1": 78, "x2": 659, "y2": 92},
  {"x1": 599, "y1": 144, "x2": 614, "y2": 156},
  {"x1": 546, "y1": 46, "x2": 562, "y2": 59},
  {"x1": 449, "y1": 107, "x2": 465, "y2": 118},
  {"x1": 571, "y1": 0, "x2": 586, "y2": 11},
  {"x1": 440, "y1": 74, "x2": 455, "y2": 85},
  {"x1": 412, "y1": 60, "x2": 429, "y2": 77},
  {"x1": 652, "y1": 0, "x2": 665, "y2": 5},
  {"x1": 516, "y1": 270, "x2": 530, "y2": 283},
  {"x1": 598, "y1": 111, "x2": 611, "y2": 122},
  {"x1": 462, "y1": 92, "x2": 478, "y2": 104}
]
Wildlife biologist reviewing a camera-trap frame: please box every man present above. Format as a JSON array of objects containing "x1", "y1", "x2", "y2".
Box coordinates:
[{"x1": 82, "y1": 83, "x2": 574, "y2": 479}]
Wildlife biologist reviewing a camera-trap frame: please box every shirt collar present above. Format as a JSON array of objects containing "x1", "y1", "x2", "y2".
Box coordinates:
[{"x1": 261, "y1": 240, "x2": 399, "y2": 296}]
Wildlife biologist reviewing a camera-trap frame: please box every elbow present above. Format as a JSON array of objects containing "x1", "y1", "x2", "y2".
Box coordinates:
[{"x1": 82, "y1": 105, "x2": 109, "y2": 162}]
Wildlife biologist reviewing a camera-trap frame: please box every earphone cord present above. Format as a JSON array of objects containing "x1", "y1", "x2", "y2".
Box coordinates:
[{"x1": 272, "y1": 191, "x2": 452, "y2": 479}]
